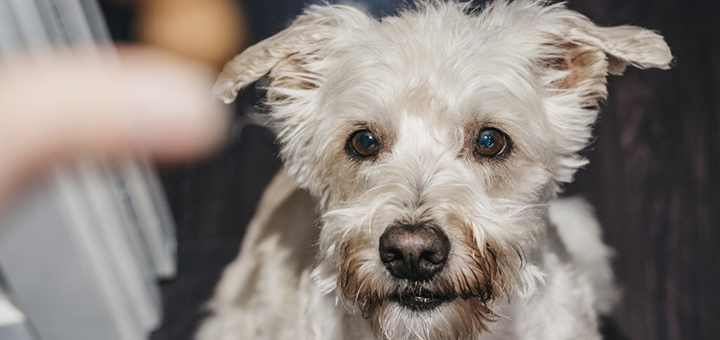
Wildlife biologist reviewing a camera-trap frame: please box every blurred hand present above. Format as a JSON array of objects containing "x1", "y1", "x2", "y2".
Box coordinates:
[{"x1": 0, "y1": 47, "x2": 229, "y2": 205}]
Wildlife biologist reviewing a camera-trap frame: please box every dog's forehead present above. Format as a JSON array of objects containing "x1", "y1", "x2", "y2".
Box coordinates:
[{"x1": 318, "y1": 17, "x2": 547, "y2": 145}]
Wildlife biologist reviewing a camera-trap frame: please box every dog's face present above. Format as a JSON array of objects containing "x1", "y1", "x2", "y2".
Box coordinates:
[{"x1": 215, "y1": 1, "x2": 671, "y2": 339}]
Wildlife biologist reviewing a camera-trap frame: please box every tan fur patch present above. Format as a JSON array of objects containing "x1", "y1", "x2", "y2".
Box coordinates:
[{"x1": 548, "y1": 43, "x2": 608, "y2": 94}]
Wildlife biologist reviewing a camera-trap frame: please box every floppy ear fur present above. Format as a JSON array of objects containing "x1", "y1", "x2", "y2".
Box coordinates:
[
  {"x1": 213, "y1": 4, "x2": 373, "y2": 103},
  {"x1": 542, "y1": 10, "x2": 673, "y2": 107}
]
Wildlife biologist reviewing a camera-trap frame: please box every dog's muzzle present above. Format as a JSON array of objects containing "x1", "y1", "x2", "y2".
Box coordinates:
[{"x1": 379, "y1": 223, "x2": 452, "y2": 311}]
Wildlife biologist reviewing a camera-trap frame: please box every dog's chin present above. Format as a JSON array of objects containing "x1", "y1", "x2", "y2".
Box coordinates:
[
  {"x1": 361, "y1": 291, "x2": 495, "y2": 340},
  {"x1": 390, "y1": 291, "x2": 456, "y2": 312}
]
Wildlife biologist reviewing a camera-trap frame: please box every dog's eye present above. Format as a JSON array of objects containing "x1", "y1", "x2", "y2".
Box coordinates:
[
  {"x1": 349, "y1": 130, "x2": 379, "y2": 157},
  {"x1": 476, "y1": 128, "x2": 507, "y2": 157}
]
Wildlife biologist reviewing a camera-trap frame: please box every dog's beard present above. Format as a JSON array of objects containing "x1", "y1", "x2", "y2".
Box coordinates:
[
  {"x1": 368, "y1": 298, "x2": 495, "y2": 340},
  {"x1": 314, "y1": 186, "x2": 545, "y2": 339},
  {"x1": 338, "y1": 239, "x2": 515, "y2": 340}
]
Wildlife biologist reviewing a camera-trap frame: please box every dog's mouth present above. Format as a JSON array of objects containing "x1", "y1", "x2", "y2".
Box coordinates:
[{"x1": 390, "y1": 289, "x2": 456, "y2": 312}]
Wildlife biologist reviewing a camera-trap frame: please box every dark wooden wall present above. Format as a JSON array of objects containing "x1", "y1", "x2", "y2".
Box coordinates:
[
  {"x1": 139, "y1": 1, "x2": 720, "y2": 339},
  {"x1": 565, "y1": 1, "x2": 720, "y2": 340}
]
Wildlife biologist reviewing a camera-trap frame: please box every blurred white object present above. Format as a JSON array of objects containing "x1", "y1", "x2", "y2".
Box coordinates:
[
  {"x1": 0, "y1": 0, "x2": 177, "y2": 340},
  {"x1": 0, "y1": 278, "x2": 36, "y2": 340}
]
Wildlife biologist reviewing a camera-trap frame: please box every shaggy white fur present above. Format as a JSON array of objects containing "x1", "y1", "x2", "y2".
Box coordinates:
[{"x1": 198, "y1": 1, "x2": 672, "y2": 339}]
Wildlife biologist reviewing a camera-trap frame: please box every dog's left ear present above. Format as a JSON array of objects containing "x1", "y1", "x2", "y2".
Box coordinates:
[
  {"x1": 567, "y1": 24, "x2": 673, "y2": 76},
  {"x1": 542, "y1": 13, "x2": 673, "y2": 105},
  {"x1": 213, "y1": 5, "x2": 373, "y2": 104}
]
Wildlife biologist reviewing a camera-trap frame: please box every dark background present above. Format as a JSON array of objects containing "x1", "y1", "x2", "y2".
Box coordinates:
[{"x1": 101, "y1": 0, "x2": 720, "y2": 339}]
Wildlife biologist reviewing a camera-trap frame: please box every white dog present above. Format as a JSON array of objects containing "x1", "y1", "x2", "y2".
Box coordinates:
[{"x1": 197, "y1": 1, "x2": 671, "y2": 339}]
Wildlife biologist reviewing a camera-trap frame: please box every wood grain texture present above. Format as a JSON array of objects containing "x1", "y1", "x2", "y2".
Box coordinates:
[{"x1": 566, "y1": 1, "x2": 720, "y2": 340}]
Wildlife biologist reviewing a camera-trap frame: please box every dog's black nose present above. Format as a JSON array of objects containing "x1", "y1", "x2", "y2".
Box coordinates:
[{"x1": 379, "y1": 224, "x2": 450, "y2": 282}]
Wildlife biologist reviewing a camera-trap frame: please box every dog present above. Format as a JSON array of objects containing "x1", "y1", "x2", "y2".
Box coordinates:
[{"x1": 196, "y1": 1, "x2": 672, "y2": 339}]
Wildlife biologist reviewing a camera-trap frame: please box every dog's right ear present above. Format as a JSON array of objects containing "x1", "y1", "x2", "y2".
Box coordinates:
[{"x1": 213, "y1": 5, "x2": 372, "y2": 104}]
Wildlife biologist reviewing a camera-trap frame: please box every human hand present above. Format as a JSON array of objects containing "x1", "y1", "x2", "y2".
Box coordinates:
[{"x1": 0, "y1": 47, "x2": 229, "y2": 205}]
